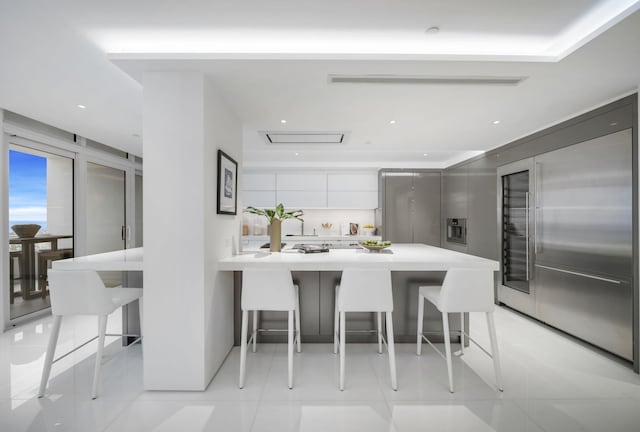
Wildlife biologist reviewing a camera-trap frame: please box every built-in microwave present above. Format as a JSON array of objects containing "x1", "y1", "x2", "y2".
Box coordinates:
[{"x1": 446, "y1": 218, "x2": 467, "y2": 244}]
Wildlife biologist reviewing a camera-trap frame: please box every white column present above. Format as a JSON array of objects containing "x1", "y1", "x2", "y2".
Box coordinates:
[{"x1": 142, "y1": 72, "x2": 241, "y2": 390}]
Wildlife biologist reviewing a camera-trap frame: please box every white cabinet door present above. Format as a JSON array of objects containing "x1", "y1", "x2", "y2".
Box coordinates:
[
  {"x1": 243, "y1": 190, "x2": 276, "y2": 208},
  {"x1": 277, "y1": 173, "x2": 326, "y2": 191},
  {"x1": 328, "y1": 191, "x2": 378, "y2": 208},
  {"x1": 243, "y1": 173, "x2": 276, "y2": 191},
  {"x1": 276, "y1": 190, "x2": 327, "y2": 208},
  {"x1": 327, "y1": 173, "x2": 378, "y2": 191}
]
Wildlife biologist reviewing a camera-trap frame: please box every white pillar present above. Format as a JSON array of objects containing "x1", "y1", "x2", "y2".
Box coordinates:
[{"x1": 142, "y1": 72, "x2": 241, "y2": 390}]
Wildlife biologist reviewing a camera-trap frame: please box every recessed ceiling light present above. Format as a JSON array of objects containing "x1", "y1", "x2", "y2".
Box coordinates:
[
  {"x1": 425, "y1": 26, "x2": 440, "y2": 34},
  {"x1": 423, "y1": 153, "x2": 429, "y2": 157},
  {"x1": 77, "y1": 104, "x2": 87, "y2": 109},
  {"x1": 389, "y1": 120, "x2": 396, "y2": 124},
  {"x1": 294, "y1": 152, "x2": 299, "y2": 156},
  {"x1": 281, "y1": 119, "x2": 287, "y2": 124},
  {"x1": 492, "y1": 120, "x2": 501, "y2": 125}
]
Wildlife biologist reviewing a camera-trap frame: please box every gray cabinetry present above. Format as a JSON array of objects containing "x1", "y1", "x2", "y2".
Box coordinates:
[{"x1": 381, "y1": 170, "x2": 441, "y2": 246}]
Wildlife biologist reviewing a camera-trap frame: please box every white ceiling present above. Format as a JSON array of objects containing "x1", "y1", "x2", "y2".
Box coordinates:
[{"x1": 1, "y1": 1, "x2": 640, "y2": 168}]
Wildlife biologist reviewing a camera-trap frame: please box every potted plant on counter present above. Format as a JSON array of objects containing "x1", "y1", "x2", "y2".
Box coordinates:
[{"x1": 245, "y1": 203, "x2": 304, "y2": 252}]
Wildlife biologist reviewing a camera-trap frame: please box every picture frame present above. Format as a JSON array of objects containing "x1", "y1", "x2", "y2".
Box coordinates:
[{"x1": 217, "y1": 149, "x2": 238, "y2": 215}]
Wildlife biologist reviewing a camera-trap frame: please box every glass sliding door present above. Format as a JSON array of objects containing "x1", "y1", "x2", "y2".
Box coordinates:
[
  {"x1": 86, "y1": 162, "x2": 126, "y2": 254},
  {"x1": 8, "y1": 145, "x2": 73, "y2": 320}
]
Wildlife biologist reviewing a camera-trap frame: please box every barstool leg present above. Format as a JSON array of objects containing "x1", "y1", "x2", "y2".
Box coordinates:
[
  {"x1": 239, "y1": 310, "x2": 249, "y2": 388},
  {"x1": 386, "y1": 311, "x2": 397, "y2": 391},
  {"x1": 38, "y1": 315, "x2": 62, "y2": 397},
  {"x1": 295, "y1": 285, "x2": 301, "y2": 353},
  {"x1": 92, "y1": 315, "x2": 108, "y2": 399},
  {"x1": 339, "y1": 311, "x2": 346, "y2": 391},
  {"x1": 288, "y1": 310, "x2": 294, "y2": 389},
  {"x1": 460, "y1": 312, "x2": 465, "y2": 355},
  {"x1": 333, "y1": 285, "x2": 339, "y2": 354},
  {"x1": 442, "y1": 312, "x2": 454, "y2": 393},
  {"x1": 377, "y1": 312, "x2": 383, "y2": 354},
  {"x1": 417, "y1": 294, "x2": 424, "y2": 355},
  {"x1": 487, "y1": 312, "x2": 504, "y2": 391},
  {"x1": 252, "y1": 310, "x2": 258, "y2": 353}
]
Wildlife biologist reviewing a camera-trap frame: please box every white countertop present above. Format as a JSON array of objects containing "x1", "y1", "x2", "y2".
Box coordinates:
[
  {"x1": 52, "y1": 247, "x2": 143, "y2": 271},
  {"x1": 219, "y1": 243, "x2": 499, "y2": 272},
  {"x1": 242, "y1": 235, "x2": 382, "y2": 242}
]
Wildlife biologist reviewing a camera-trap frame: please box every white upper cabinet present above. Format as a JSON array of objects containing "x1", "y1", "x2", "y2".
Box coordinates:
[
  {"x1": 276, "y1": 190, "x2": 327, "y2": 208},
  {"x1": 327, "y1": 173, "x2": 378, "y2": 191},
  {"x1": 277, "y1": 173, "x2": 326, "y2": 191},
  {"x1": 243, "y1": 173, "x2": 276, "y2": 191},
  {"x1": 242, "y1": 170, "x2": 378, "y2": 209}
]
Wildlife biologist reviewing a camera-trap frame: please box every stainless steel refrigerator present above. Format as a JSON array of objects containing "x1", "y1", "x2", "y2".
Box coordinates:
[{"x1": 497, "y1": 129, "x2": 633, "y2": 360}]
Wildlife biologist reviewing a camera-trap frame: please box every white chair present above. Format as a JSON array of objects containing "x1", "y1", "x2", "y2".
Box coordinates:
[
  {"x1": 334, "y1": 286, "x2": 383, "y2": 355},
  {"x1": 417, "y1": 268, "x2": 503, "y2": 393},
  {"x1": 239, "y1": 269, "x2": 300, "y2": 389},
  {"x1": 38, "y1": 269, "x2": 143, "y2": 399},
  {"x1": 336, "y1": 268, "x2": 397, "y2": 391}
]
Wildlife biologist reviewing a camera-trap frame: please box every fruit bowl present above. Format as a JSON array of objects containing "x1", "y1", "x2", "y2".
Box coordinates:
[{"x1": 359, "y1": 240, "x2": 391, "y2": 252}]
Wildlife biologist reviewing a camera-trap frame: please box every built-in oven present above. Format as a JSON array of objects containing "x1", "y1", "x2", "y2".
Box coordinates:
[{"x1": 446, "y1": 218, "x2": 467, "y2": 244}]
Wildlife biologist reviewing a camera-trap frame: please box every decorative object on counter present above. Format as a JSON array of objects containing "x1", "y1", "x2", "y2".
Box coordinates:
[
  {"x1": 11, "y1": 224, "x2": 41, "y2": 238},
  {"x1": 361, "y1": 225, "x2": 376, "y2": 236},
  {"x1": 245, "y1": 203, "x2": 304, "y2": 252},
  {"x1": 340, "y1": 223, "x2": 351, "y2": 236},
  {"x1": 217, "y1": 150, "x2": 238, "y2": 215},
  {"x1": 360, "y1": 240, "x2": 391, "y2": 252},
  {"x1": 319, "y1": 222, "x2": 332, "y2": 236},
  {"x1": 349, "y1": 223, "x2": 359, "y2": 236},
  {"x1": 242, "y1": 224, "x2": 249, "y2": 236}
]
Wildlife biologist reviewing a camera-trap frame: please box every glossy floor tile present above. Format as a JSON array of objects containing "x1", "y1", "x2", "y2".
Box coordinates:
[{"x1": 2, "y1": 306, "x2": 640, "y2": 431}]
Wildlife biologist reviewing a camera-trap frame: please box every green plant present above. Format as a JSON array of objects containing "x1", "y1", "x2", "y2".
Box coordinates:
[{"x1": 245, "y1": 203, "x2": 304, "y2": 224}]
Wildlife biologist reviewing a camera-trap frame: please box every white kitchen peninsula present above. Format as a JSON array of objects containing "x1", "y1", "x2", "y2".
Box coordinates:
[{"x1": 219, "y1": 243, "x2": 498, "y2": 272}]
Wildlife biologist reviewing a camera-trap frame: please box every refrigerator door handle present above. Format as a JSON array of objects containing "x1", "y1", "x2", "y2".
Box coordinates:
[
  {"x1": 525, "y1": 191, "x2": 530, "y2": 281},
  {"x1": 534, "y1": 162, "x2": 542, "y2": 254},
  {"x1": 535, "y1": 264, "x2": 622, "y2": 285}
]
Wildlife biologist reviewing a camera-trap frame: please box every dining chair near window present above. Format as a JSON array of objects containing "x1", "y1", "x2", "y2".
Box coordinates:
[{"x1": 38, "y1": 269, "x2": 143, "y2": 399}]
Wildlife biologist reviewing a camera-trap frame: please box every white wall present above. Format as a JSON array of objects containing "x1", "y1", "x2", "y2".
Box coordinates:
[
  {"x1": 142, "y1": 72, "x2": 241, "y2": 390},
  {"x1": 203, "y1": 78, "x2": 242, "y2": 383}
]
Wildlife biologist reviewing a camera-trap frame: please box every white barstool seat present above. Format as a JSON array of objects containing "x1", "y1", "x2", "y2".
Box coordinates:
[
  {"x1": 38, "y1": 269, "x2": 143, "y2": 399},
  {"x1": 417, "y1": 268, "x2": 503, "y2": 393},
  {"x1": 336, "y1": 268, "x2": 397, "y2": 391},
  {"x1": 333, "y1": 284, "x2": 383, "y2": 355},
  {"x1": 239, "y1": 269, "x2": 300, "y2": 389}
]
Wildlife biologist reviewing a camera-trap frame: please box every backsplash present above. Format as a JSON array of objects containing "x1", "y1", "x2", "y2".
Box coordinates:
[{"x1": 242, "y1": 209, "x2": 377, "y2": 236}]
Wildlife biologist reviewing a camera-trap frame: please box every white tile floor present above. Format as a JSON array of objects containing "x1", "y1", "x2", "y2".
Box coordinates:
[{"x1": 2, "y1": 306, "x2": 640, "y2": 431}]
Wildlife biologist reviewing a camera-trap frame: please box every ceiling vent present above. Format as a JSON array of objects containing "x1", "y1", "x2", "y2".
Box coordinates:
[
  {"x1": 328, "y1": 74, "x2": 526, "y2": 86},
  {"x1": 260, "y1": 131, "x2": 348, "y2": 145}
]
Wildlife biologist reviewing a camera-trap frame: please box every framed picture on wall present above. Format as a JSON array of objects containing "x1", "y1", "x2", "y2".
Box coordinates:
[{"x1": 217, "y1": 150, "x2": 238, "y2": 215}]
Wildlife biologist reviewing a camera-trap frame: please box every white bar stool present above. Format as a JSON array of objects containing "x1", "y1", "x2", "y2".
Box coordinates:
[
  {"x1": 239, "y1": 269, "x2": 300, "y2": 389},
  {"x1": 333, "y1": 285, "x2": 383, "y2": 355},
  {"x1": 336, "y1": 268, "x2": 397, "y2": 391},
  {"x1": 39, "y1": 269, "x2": 143, "y2": 399},
  {"x1": 417, "y1": 268, "x2": 503, "y2": 393}
]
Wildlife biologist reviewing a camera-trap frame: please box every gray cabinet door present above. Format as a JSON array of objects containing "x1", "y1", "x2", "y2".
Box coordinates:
[
  {"x1": 384, "y1": 174, "x2": 413, "y2": 243},
  {"x1": 413, "y1": 172, "x2": 441, "y2": 246}
]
